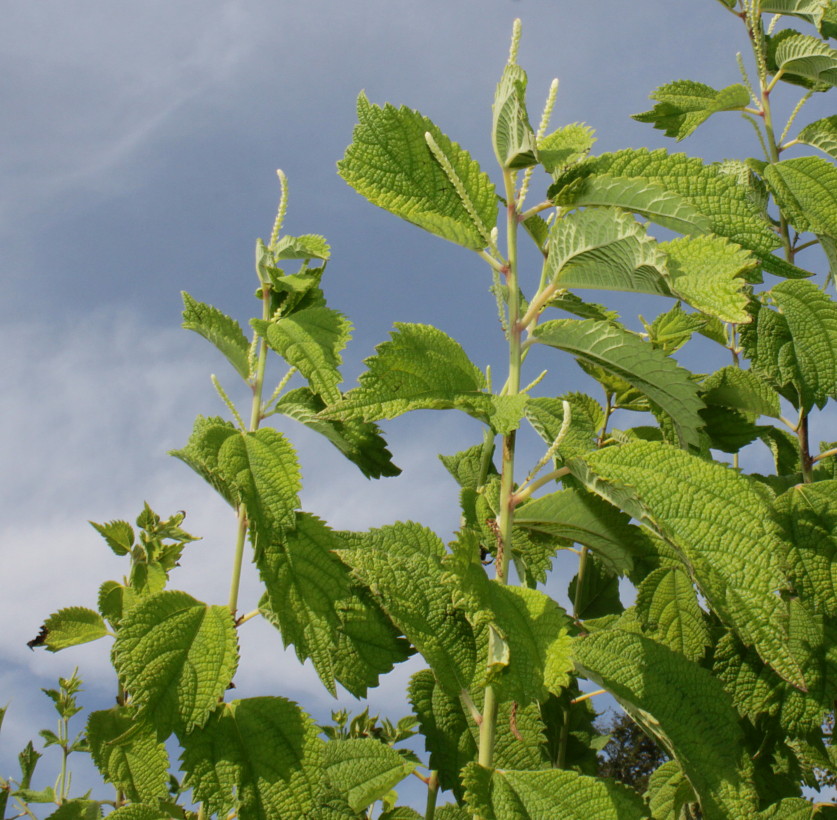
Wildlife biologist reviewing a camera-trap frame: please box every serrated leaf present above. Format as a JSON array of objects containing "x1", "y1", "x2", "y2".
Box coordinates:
[
  {"x1": 492, "y1": 63, "x2": 538, "y2": 169},
  {"x1": 439, "y1": 442, "x2": 497, "y2": 490},
  {"x1": 763, "y1": 0, "x2": 829, "y2": 27},
  {"x1": 633, "y1": 80, "x2": 752, "y2": 140},
  {"x1": 549, "y1": 148, "x2": 781, "y2": 259},
  {"x1": 37, "y1": 607, "x2": 109, "y2": 651},
  {"x1": 635, "y1": 566, "x2": 710, "y2": 661},
  {"x1": 699, "y1": 404, "x2": 762, "y2": 452},
  {"x1": 743, "y1": 279, "x2": 837, "y2": 410},
  {"x1": 255, "y1": 307, "x2": 351, "y2": 405},
  {"x1": 796, "y1": 115, "x2": 837, "y2": 160},
  {"x1": 89, "y1": 519, "x2": 134, "y2": 556},
  {"x1": 106, "y1": 806, "x2": 172, "y2": 820},
  {"x1": 574, "y1": 441, "x2": 806, "y2": 689},
  {"x1": 257, "y1": 513, "x2": 411, "y2": 697},
  {"x1": 532, "y1": 319, "x2": 705, "y2": 450},
  {"x1": 545, "y1": 207, "x2": 671, "y2": 295},
  {"x1": 273, "y1": 387, "x2": 400, "y2": 479},
  {"x1": 17, "y1": 741, "x2": 40, "y2": 789},
  {"x1": 323, "y1": 738, "x2": 415, "y2": 813},
  {"x1": 822, "y1": 2, "x2": 837, "y2": 37},
  {"x1": 462, "y1": 763, "x2": 650, "y2": 820},
  {"x1": 759, "y1": 798, "x2": 819, "y2": 819},
  {"x1": 568, "y1": 554, "x2": 624, "y2": 619},
  {"x1": 763, "y1": 156, "x2": 837, "y2": 238},
  {"x1": 171, "y1": 417, "x2": 300, "y2": 542},
  {"x1": 180, "y1": 697, "x2": 324, "y2": 820},
  {"x1": 774, "y1": 480, "x2": 837, "y2": 615},
  {"x1": 525, "y1": 393, "x2": 603, "y2": 463},
  {"x1": 547, "y1": 291, "x2": 620, "y2": 323},
  {"x1": 44, "y1": 800, "x2": 102, "y2": 820},
  {"x1": 113, "y1": 590, "x2": 238, "y2": 738},
  {"x1": 273, "y1": 233, "x2": 331, "y2": 260},
  {"x1": 647, "y1": 760, "x2": 697, "y2": 820},
  {"x1": 338, "y1": 523, "x2": 478, "y2": 698},
  {"x1": 574, "y1": 628, "x2": 757, "y2": 818},
  {"x1": 701, "y1": 365, "x2": 782, "y2": 418},
  {"x1": 515, "y1": 488, "x2": 646, "y2": 575},
  {"x1": 181, "y1": 293, "x2": 250, "y2": 380},
  {"x1": 660, "y1": 235, "x2": 755, "y2": 323},
  {"x1": 98, "y1": 581, "x2": 139, "y2": 628},
  {"x1": 87, "y1": 707, "x2": 169, "y2": 803},
  {"x1": 537, "y1": 123, "x2": 596, "y2": 173},
  {"x1": 644, "y1": 301, "x2": 707, "y2": 354},
  {"x1": 319, "y1": 323, "x2": 516, "y2": 433},
  {"x1": 773, "y1": 31, "x2": 837, "y2": 88},
  {"x1": 338, "y1": 93, "x2": 497, "y2": 249}
]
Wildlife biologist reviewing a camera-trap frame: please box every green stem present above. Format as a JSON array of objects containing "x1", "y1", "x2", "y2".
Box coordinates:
[
  {"x1": 424, "y1": 770, "x2": 439, "y2": 820},
  {"x1": 798, "y1": 412, "x2": 814, "y2": 483}
]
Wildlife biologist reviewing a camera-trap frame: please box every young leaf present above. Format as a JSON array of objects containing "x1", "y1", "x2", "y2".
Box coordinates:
[
  {"x1": 113, "y1": 590, "x2": 238, "y2": 738},
  {"x1": 320, "y1": 323, "x2": 518, "y2": 433},
  {"x1": 337, "y1": 522, "x2": 479, "y2": 698},
  {"x1": 537, "y1": 123, "x2": 596, "y2": 173},
  {"x1": 180, "y1": 697, "x2": 324, "y2": 820},
  {"x1": 635, "y1": 566, "x2": 710, "y2": 661},
  {"x1": 643, "y1": 301, "x2": 707, "y2": 353},
  {"x1": 256, "y1": 513, "x2": 412, "y2": 697},
  {"x1": 544, "y1": 207, "x2": 671, "y2": 295},
  {"x1": 574, "y1": 628, "x2": 758, "y2": 818},
  {"x1": 525, "y1": 393, "x2": 603, "y2": 463},
  {"x1": 182, "y1": 293, "x2": 251, "y2": 380},
  {"x1": 646, "y1": 760, "x2": 697, "y2": 820},
  {"x1": 43, "y1": 800, "x2": 102, "y2": 819},
  {"x1": 660, "y1": 235, "x2": 755, "y2": 323},
  {"x1": 272, "y1": 233, "x2": 331, "y2": 260},
  {"x1": 254, "y1": 306, "x2": 351, "y2": 405},
  {"x1": 323, "y1": 738, "x2": 416, "y2": 813},
  {"x1": 36, "y1": 607, "x2": 109, "y2": 651},
  {"x1": 700, "y1": 365, "x2": 782, "y2": 418},
  {"x1": 107, "y1": 806, "x2": 172, "y2": 820},
  {"x1": 633, "y1": 80, "x2": 751, "y2": 141},
  {"x1": 338, "y1": 93, "x2": 497, "y2": 249},
  {"x1": 763, "y1": 156, "x2": 837, "y2": 237},
  {"x1": 549, "y1": 148, "x2": 781, "y2": 258},
  {"x1": 492, "y1": 63, "x2": 538, "y2": 169},
  {"x1": 273, "y1": 387, "x2": 400, "y2": 478},
  {"x1": 575, "y1": 441, "x2": 806, "y2": 689},
  {"x1": 771, "y1": 30, "x2": 837, "y2": 88},
  {"x1": 462, "y1": 763, "x2": 651, "y2": 820},
  {"x1": 87, "y1": 707, "x2": 169, "y2": 803},
  {"x1": 531, "y1": 319, "x2": 705, "y2": 450},
  {"x1": 515, "y1": 488, "x2": 646, "y2": 575},
  {"x1": 796, "y1": 115, "x2": 837, "y2": 160},
  {"x1": 89, "y1": 519, "x2": 134, "y2": 556}
]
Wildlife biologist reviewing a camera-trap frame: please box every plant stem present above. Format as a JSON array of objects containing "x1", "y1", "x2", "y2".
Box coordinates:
[
  {"x1": 798, "y1": 411, "x2": 814, "y2": 483},
  {"x1": 424, "y1": 770, "x2": 439, "y2": 820}
]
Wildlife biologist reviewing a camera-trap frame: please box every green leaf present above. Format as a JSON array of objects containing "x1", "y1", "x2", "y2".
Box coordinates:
[
  {"x1": 552, "y1": 176, "x2": 711, "y2": 236},
  {"x1": 272, "y1": 233, "x2": 331, "y2": 260},
  {"x1": 17, "y1": 741, "x2": 40, "y2": 789},
  {"x1": 182, "y1": 293, "x2": 250, "y2": 380},
  {"x1": 255, "y1": 306, "x2": 351, "y2": 405},
  {"x1": 439, "y1": 442, "x2": 497, "y2": 490},
  {"x1": 181, "y1": 697, "x2": 324, "y2": 820},
  {"x1": 320, "y1": 323, "x2": 517, "y2": 433},
  {"x1": 568, "y1": 554, "x2": 624, "y2": 620},
  {"x1": 525, "y1": 393, "x2": 603, "y2": 463},
  {"x1": 87, "y1": 707, "x2": 169, "y2": 803},
  {"x1": 633, "y1": 80, "x2": 752, "y2": 140},
  {"x1": 435, "y1": 807, "x2": 471, "y2": 820},
  {"x1": 537, "y1": 123, "x2": 596, "y2": 173},
  {"x1": 89, "y1": 519, "x2": 134, "y2": 556},
  {"x1": 701, "y1": 365, "x2": 782, "y2": 418},
  {"x1": 759, "y1": 798, "x2": 820, "y2": 819},
  {"x1": 635, "y1": 566, "x2": 710, "y2": 661},
  {"x1": 113, "y1": 590, "x2": 238, "y2": 738},
  {"x1": 575, "y1": 441, "x2": 806, "y2": 689},
  {"x1": 14, "y1": 786, "x2": 54, "y2": 804},
  {"x1": 43, "y1": 800, "x2": 102, "y2": 820},
  {"x1": 273, "y1": 388, "x2": 400, "y2": 479},
  {"x1": 646, "y1": 760, "x2": 697, "y2": 820},
  {"x1": 763, "y1": 156, "x2": 837, "y2": 237},
  {"x1": 257, "y1": 513, "x2": 412, "y2": 697},
  {"x1": 772, "y1": 30, "x2": 837, "y2": 88},
  {"x1": 98, "y1": 580, "x2": 139, "y2": 628},
  {"x1": 547, "y1": 291, "x2": 620, "y2": 323},
  {"x1": 549, "y1": 148, "x2": 781, "y2": 258},
  {"x1": 106, "y1": 806, "x2": 172, "y2": 820},
  {"x1": 462, "y1": 763, "x2": 650, "y2": 820},
  {"x1": 643, "y1": 302, "x2": 708, "y2": 354},
  {"x1": 742, "y1": 280, "x2": 837, "y2": 411},
  {"x1": 338, "y1": 523, "x2": 478, "y2": 698},
  {"x1": 699, "y1": 405, "x2": 762, "y2": 452},
  {"x1": 796, "y1": 115, "x2": 837, "y2": 160},
  {"x1": 545, "y1": 208, "x2": 671, "y2": 295},
  {"x1": 773, "y1": 480, "x2": 837, "y2": 616},
  {"x1": 323, "y1": 738, "x2": 415, "y2": 813},
  {"x1": 515, "y1": 488, "x2": 647, "y2": 575},
  {"x1": 492, "y1": 63, "x2": 538, "y2": 169},
  {"x1": 660, "y1": 235, "x2": 755, "y2": 323},
  {"x1": 38, "y1": 607, "x2": 109, "y2": 651},
  {"x1": 338, "y1": 93, "x2": 497, "y2": 249},
  {"x1": 171, "y1": 417, "x2": 300, "y2": 541},
  {"x1": 762, "y1": 0, "x2": 829, "y2": 27},
  {"x1": 574, "y1": 628, "x2": 757, "y2": 818},
  {"x1": 532, "y1": 319, "x2": 705, "y2": 450}
]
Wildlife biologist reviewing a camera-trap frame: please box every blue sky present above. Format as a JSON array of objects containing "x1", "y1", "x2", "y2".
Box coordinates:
[{"x1": 2, "y1": 0, "x2": 835, "y2": 812}]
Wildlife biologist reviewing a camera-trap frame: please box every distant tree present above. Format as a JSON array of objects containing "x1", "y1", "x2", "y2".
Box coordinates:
[{"x1": 597, "y1": 711, "x2": 668, "y2": 794}]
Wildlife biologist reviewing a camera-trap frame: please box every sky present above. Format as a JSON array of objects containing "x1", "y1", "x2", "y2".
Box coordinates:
[{"x1": 2, "y1": 0, "x2": 835, "y2": 813}]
